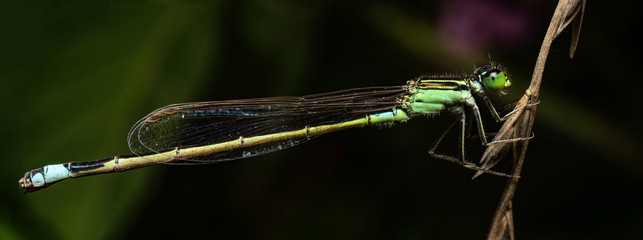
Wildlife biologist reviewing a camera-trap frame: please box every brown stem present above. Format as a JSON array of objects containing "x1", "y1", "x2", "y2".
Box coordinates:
[{"x1": 486, "y1": 0, "x2": 585, "y2": 239}]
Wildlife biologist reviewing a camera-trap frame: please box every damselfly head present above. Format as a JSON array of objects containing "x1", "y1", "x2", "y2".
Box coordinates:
[{"x1": 475, "y1": 64, "x2": 510, "y2": 95}]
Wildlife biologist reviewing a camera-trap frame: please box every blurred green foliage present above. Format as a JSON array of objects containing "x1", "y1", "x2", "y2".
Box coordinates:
[{"x1": 2, "y1": 0, "x2": 642, "y2": 239}]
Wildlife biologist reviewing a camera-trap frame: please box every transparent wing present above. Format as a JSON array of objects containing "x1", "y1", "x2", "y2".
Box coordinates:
[{"x1": 127, "y1": 86, "x2": 407, "y2": 164}]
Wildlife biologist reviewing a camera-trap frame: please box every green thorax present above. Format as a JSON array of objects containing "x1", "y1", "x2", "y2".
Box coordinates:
[
  {"x1": 401, "y1": 76, "x2": 472, "y2": 114},
  {"x1": 399, "y1": 64, "x2": 510, "y2": 115}
]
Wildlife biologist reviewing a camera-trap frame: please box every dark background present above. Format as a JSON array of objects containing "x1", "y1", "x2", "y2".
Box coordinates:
[{"x1": 3, "y1": 0, "x2": 642, "y2": 239}]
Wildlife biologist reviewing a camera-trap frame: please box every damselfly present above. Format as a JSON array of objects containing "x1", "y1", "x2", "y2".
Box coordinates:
[{"x1": 19, "y1": 64, "x2": 525, "y2": 192}]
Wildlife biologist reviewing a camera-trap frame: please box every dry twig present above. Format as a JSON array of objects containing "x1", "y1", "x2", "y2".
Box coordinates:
[{"x1": 483, "y1": 1, "x2": 586, "y2": 239}]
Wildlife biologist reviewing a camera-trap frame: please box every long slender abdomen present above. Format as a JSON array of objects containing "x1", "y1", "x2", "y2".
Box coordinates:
[{"x1": 20, "y1": 108, "x2": 411, "y2": 192}]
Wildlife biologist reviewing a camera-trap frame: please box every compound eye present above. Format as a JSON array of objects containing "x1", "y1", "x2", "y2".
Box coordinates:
[
  {"x1": 482, "y1": 69, "x2": 509, "y2": 91},
  {"x1": 474, "y1": 64, "x2": 493, "y2": 76}
]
